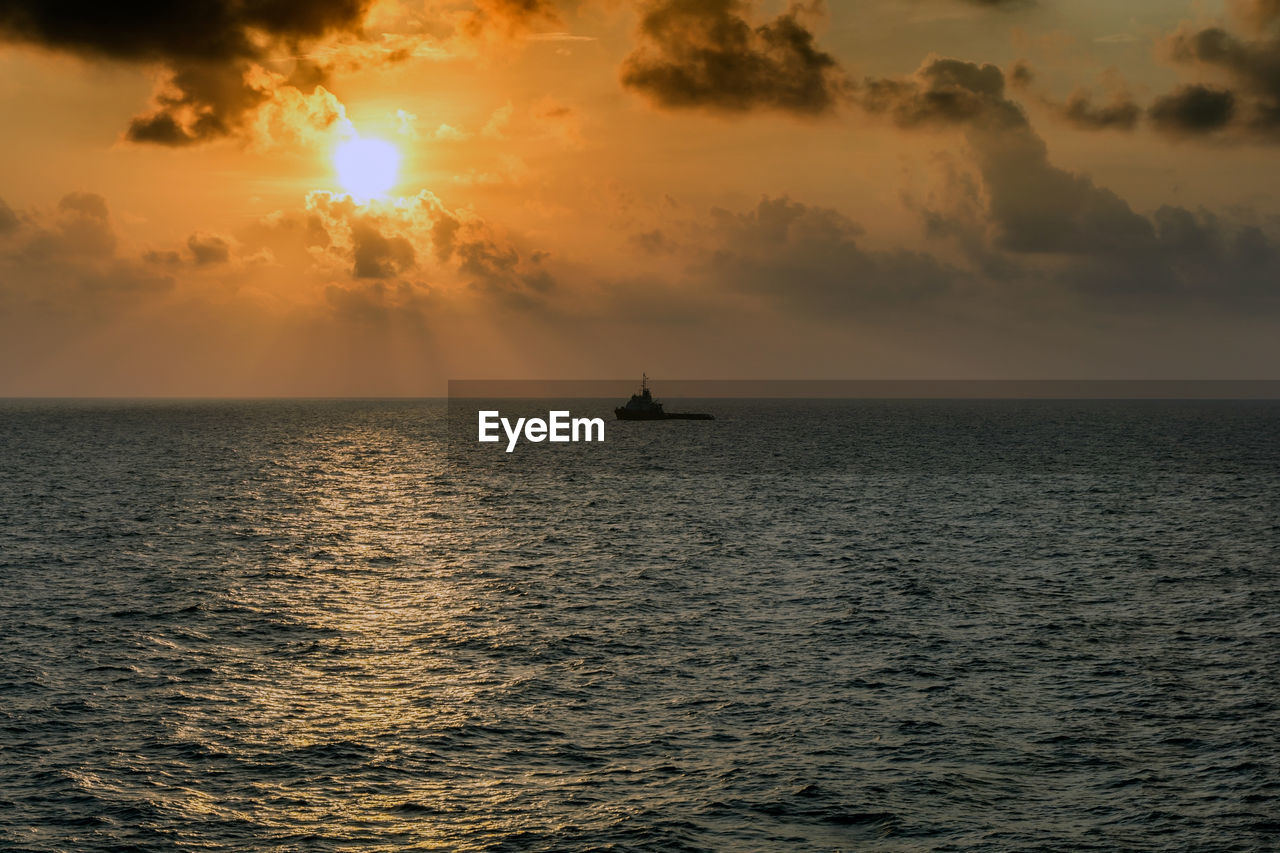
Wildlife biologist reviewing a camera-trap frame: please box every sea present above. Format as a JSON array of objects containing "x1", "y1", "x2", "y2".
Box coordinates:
[{"x1": 0, "y1": 398, "x2": 1277, "y2": 852}]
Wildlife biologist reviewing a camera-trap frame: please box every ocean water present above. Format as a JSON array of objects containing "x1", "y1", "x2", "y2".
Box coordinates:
[{"x1": 1, "y1": 398, "x2": 1278, "y2": 852}]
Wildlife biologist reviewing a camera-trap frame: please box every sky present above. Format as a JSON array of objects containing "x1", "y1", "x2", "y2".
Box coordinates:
[{"x1": 1, "y1": 0, "x2": 1278, "y2": 395}]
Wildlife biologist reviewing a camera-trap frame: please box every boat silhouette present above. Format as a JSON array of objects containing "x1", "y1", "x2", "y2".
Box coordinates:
[{"x1": 614, "y1": 375, "x2": 714, "y2": 420}]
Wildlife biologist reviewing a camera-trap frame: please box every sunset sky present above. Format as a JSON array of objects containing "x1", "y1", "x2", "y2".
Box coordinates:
[{"x1": 2, "y1": 0, "x2": 1278, "y2": 395}]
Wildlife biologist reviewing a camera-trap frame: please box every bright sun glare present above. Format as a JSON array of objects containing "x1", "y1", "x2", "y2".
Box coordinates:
[{"x1": 333, "y1": 137, "x2": 400, "y2": 201}]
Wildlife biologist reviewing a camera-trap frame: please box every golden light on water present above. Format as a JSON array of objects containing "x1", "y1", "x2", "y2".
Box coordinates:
[{"x1": 334, "y1": 137, "x2": 401, "y2": 202}]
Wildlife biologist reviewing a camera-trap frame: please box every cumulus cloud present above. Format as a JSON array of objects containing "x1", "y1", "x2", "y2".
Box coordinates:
[{"x1": 620, "y1": 0, "x2": 846, "y2": 115}]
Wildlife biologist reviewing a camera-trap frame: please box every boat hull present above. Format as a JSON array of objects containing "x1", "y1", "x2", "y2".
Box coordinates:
[{"x1": 614, "y1": 408, "x2": 714, "y2": 421}]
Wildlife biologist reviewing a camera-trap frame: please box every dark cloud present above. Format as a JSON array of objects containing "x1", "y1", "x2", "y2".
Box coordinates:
[
  {"x1": 1151, "y1": 1, "x2": 1280, "y2": 141},
  {"x1": 702, "y1": 196, "x2": 958, "y2": 311},
  {"x1": 19, "y1": 192, "x2": 118, "y2": 260},
  {"x1": 351, "y1": 220, "x2": 416, "y2": 279},
  {"x1": 0, "y1": 0, "x2": 371, "y2": 145},
  {"x1": 860, "y1": 58, "x2": 1278, "y2": 305},
  {"x1": 1054, "y1": 88, "x2": 1141, "y2": 131},
  {"x1": 0, "y1": 193, "x2": 175, "y2": 307},
  {"x1": 857, "y1": 58, "x2": 1024, "y2": 129},
  {"x1": 1149, "y1": 84, "x2": 1236, "y2": 135},
  {"x1": 858, "y1": 59, "x2": 1154, "y2": 253},
  {"x1": 620, "y1": 0, "x2": 845, "y2": 115},
  {"x1": 457, "y1": 234, "x2": 555, "y2": 305},
  {"x1": 430, "y1": 214, "x2": 461, "y2": 264},
  {"x1": 187, "y1": 233, "x2": 231, "y2": 266},
  {"x1": 0, "y1": 198, "x2": 17, "y2": 234},
  {"x1": 1008, "y1": 59, "x2": 1034, "y2": 89},
  {"x1": 126, "y1": 61, "x2": 275, "y2": 146},
  {"x1": 324, "y1": 281, "x2": 433, "y2": 328},
  {"x1": 1009, "y1": 60, "x2": 1139, "y2": 131},
  {"x1": 970, "y1": 122, "x2": 1154, "y2": 254},
  {"x1": 0, "y1": 0, "x2": 369, "y2": 62}
]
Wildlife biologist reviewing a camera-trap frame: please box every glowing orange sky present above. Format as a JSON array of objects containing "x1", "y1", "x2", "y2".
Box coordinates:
[{"x1": 0, "y1": 0, "x2": 1278, "y2": 394}]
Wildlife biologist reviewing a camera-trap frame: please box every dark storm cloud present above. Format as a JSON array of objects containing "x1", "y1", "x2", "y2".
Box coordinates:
[
  {"x1": 620, "y1": 0, "x2": 846, "y2": 115},
  {"x1": 1150, "y1": 1, "x2": 1280, "y2": 141},
  {"x1": 0, "y1": 0, "x2": 371, "y2": 145},
  {"x1": 1148, "y1": 85, "x2": 1236, "y2": 135}
]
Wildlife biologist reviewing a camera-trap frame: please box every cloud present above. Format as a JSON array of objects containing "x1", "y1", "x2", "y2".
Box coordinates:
[
  {"x1": 1149, "y1": 84, "x2": 1237, "y2": 135},
  {"x1": 0, "y1": 194, "x2": 174, "y2": 311},
  {"x1": 0, "y1": 0, "x2": 370, "y2": 63},
  {"x1": 188, "y1": 233, "x2": 232, "y2": 266},
  {"x1": 0, "y1": 199, "x2": 17, "y2": 234},
  {"x1": 697, "y1": 196, "x2": 958, "y2": 311},
  {"x1": 351, "y1": 221, "x2": 416, "y2": 278},
  {"x1": 1011, "y1": 62, "x2": 1141, "y2": 132},
  {"x1": 1053, "y1": 88, "x2": 1141, "y2": 131},
  {"x1": 620, "y1": 0, "x2": 846, "y2": 115},
  {"x1": 857, "y1": 57, "x2": 1023, "y2": 129},
  {"x1": 245, "y1": 189, "x2": 555, "y2": 304},
  {"x1": 0, "y1": 0, "x2": 373, "y2": 145},
  {"x1": 324, "y1": 280, "x2": 434, "y2": 328},
  {"x1": 855, "y1": 57, "x2": 1280, "y2": 305},
  {"x1": 1149, "y1": 0, "x2": 1280, "y2": 142}
]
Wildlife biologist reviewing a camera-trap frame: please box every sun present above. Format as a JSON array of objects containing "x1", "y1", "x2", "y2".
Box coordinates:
[{"x1": 333, "y1": 137, "x2": 401, "y2": 201}]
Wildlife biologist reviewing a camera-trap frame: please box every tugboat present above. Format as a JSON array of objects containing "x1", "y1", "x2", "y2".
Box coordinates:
[{"x1": 614, "y1": 375, "x2": 714, "y2": 420}]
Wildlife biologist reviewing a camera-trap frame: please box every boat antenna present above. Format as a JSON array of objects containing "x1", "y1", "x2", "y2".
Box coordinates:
[{"x1": 641, "y1": 372, "x2": 648, "y2": 393}]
